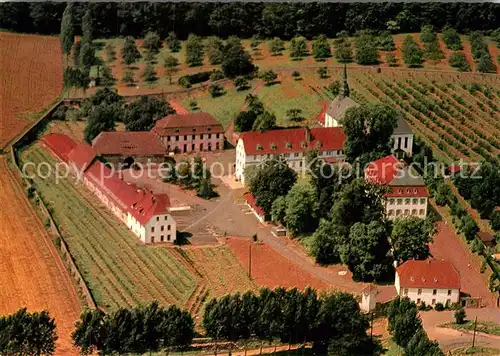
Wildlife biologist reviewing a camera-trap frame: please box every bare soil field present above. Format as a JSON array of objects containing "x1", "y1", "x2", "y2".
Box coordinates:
[
  {"x1": 226, "y1": 237, "x2": 330, "y2": 291},
  {"x1": 0, "y1": 157, "x2": 81, "y2": 355},
  {"x1": 0, "y1": 32, "x2": 63, "y2": 149}
]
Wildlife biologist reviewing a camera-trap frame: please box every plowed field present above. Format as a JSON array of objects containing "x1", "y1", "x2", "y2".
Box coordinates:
[
  {"x1": 0, "y1": 156, "x2": 81, "y2": 355},
  {"x1": 0, "y1": 32, "x2": 63, "y2": 149}
]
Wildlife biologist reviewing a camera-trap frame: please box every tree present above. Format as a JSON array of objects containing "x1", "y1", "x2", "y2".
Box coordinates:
[
  {"x1": 84, "y1": 102, "x2": 120, "y2": 143},
  {"x1": 79, "y1": 39, "x2": 95, "y2": 70},
  {"x1": 454, "y1": 307, "x2": 466, "y2": 324},
  {"x1": 289, "y1": 36, "x2": 307, "y2": 60},
  {"x1": 143, "y1": 31, "x2": 162, "y2": 54},
  {"x1": 312, "y1": 34, "x2": 331, "y2": 60},
  {"x1": 72, "y1": 309, "x2": 106, "y2": 355},
  {"x1": 248, "y1": 158, "x2": 297, "y2": 217},
  {"x1": 327, "y1": 80, "x2": 340, "y2": 96},
  {"x1": 341, "y1": 221, "x2": 391, "y2": 281},
  {"x1": 105, "y1": 43, "x2": 116, "y2": 62},
  {"x1": 252, "y1": 111, "x2": 276, "y2": 132},
  {"x1": 1, "y1": 308, "x2": 58, "y2": 356},
  {"x1": 442, "y1": 27, "x2": 462, "y2": 50},
  {"x1": 402, "y1": 35, "x2": 423, "y2": 67},
  {"x1": 209, "y1": 84, "x2": 224, "y2": 98},
  {"x1": 197, "y1": 177, "x2": 217, "y2": 199},
  {"x1": 81, "y1": 7, "x2": 93, "y2": 42},
  {"x1": 286, "y1": 108, "x2": 303, "y2": 122},
  {"x1": 221, "y1": 37, "x2": 254, "y2": 78},
  {"x1": 205, "y1": 36, "x2": 225, "y2": 65},
  {"x1": 291, "y1": 70, "x2": 301, "y2": 80},
  {"x1": 185, "y1": 34, "x2": 204, "y2": 67},
  {"x1": 317, "y1": 66, "x2": 328, "y2": 78},
  {"x1": 333, "y1": 36, "x2": 353, "y2": 63},
  {"x1": 268, "y1": 37, "x2": 285, "y2": 56},
  {"x1": 100, "y1": 64, "x2": 115, "y2": 86},
  {"x1": 271, "y1": 195, "x2": 287, "y2": 224},
  {"x1": 405, "y1": 328, "x2": 444, "y2": 356},
  {"x1": 60, "y1": 3, "x2": 74, "y2": 56},
  {"x1": 311, "y1": 219, "x2": 345, "y2": 264},
  {"x1": 64, "y1": 67, "x2": 89, "y2": 89},
  {"x1": 391, "y1": 218, "x2": 435, "y2": 262},
  {"x1": 355, "y1": 33, "x2": 379, "y2": 65},
  {"x1": 142, "y1": 62, "x2": 158, "y2": 82},
  {"x1": 341, "y1": 103, "x2": 398, "y2": 163},
  {"x1": 260, "y1": 70, "x2": 277, "y2": 85},
  {"x1": 491, "y1": 210, "x2": 500, "y2": 232},
  {"x1": 164, "y1": 55, "x2": 179, "y2": 84},
  {"x1": 476, "y1": 54, "x2": 496, "y2": 73},
  {"x1": 166, "y1": 31, "x2": 181, "y2": 52},
  {"x1": 234, "y1": 77, "x2": 249, "y2": 91},
  {"x1": 122, "y1": 36, "x2": 141, "y2": 66},
  {"x1": 449, "y1": 52, "x2": 470, "y2": 72},
  {"x1": 122, "y1": 70, "x2": 135, "y2": 86},
  {"x1": 379, "y1": 31, "x2": 395, "y2": 51},
  {"x1": 283, "y1": 183, "x2": 318, "y2": 236},
  {"x1": 387, "y1": 297, "x2": 422, "y2": 347},
  {"x1": 124, "y1": 96, "x2": 175, "y2": 131}
]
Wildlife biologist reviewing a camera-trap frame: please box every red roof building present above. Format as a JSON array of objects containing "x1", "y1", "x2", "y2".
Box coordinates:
[
  {"x1": 42, "y1": 133, "x2": 77, "y2": 162},
  {"x1": 243, "y1": 192, "x2": 265, "y2": 223},
  {"x1": 67, "y1": 143, "x2": 96, "y2": 172},
  {"x1": 365, "y1": 155, "x2": 429, "y2": 219},
  {"x1": 92, "y1": 131, "x2": 166, "y2": 156},
  {"x1": 152, "y1": 112, "x2": 224, "y2": 153}
]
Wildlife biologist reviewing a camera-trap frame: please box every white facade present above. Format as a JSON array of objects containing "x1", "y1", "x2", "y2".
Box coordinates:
[
  {"x1": 324, "y1": 112, "x2": 341, "y2": 128},
  {"x1": 235, "y1": 139, "x2": 346, "y2": 184},
  {"x1": 392, "y1": 134, "x2": 413, "y2": 156},
  {"x1": 385, "y1": 196, "x2": 428, "y2": 220},
  {"x1": 395, "y1": 272, "x2": 460, "y2": 306}
]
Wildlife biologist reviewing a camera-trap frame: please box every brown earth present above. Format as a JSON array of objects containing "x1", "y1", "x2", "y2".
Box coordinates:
[
  {"x1": 0, "y1": 156, "x2": 81, "y2": 355},
  {"x1": 0, "y1": 32, "x2": 63, "y2": 149}
]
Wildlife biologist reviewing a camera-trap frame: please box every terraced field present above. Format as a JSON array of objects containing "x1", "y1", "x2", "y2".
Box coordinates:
[{"x1": 22, "y1": 144, "x2": 254, "y2": 313}]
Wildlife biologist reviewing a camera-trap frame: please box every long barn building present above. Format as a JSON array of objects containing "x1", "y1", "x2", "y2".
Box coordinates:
[{"x1": 42, "y1": 133, "x2": 177, "y2": 244}]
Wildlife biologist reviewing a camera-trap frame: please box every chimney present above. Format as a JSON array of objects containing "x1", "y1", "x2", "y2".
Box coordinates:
[{"x1": 305, "y1": 127, "x2": 311, "y2": 143}]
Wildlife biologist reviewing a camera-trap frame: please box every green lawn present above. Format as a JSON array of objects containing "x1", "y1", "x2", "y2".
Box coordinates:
[
  {"x1": 441, "y1": 321, "x2": 500, "y2": 337},
  {"x1": 22, "y1": 144, "x2": 197, "y2": 311}
]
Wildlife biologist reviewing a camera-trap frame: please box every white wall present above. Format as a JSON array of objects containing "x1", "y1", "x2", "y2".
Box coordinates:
[
  {"x1": 395, "y1": 272, "x2": 460, "y2": 306},
  {"x1": 144, "y1": 214, "x2": 176, "y2": 244},
  {"x1": 392, "y1": 134, "x2": 413, "y2": 156},
  {"x1": 385, "y1": 197, "x2": 428, "y2": 220},
  {"x1": 324, "y1": 113, "x2": 341, "y2": 128}
]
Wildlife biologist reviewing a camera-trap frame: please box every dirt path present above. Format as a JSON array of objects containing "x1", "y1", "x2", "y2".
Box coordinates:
[
  {"x1": 429, "y1": 202, "x2": 497, "y2": 307},
  {"x1": 421, "y1": 309, "x2": 500, "y2": 351},
  {"x1": 0, "y1": 156, "x2": 81, "y2": 355}
]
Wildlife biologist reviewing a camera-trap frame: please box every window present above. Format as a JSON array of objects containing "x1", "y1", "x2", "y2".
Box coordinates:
[
  {"x1": 168, "y1": 225, "x2": 171, "y2": 231},
  {"x1": 447, "y1": 290, "x2": 452, "y2": 296},
  {"x1": 413, "y1": 198, "x2": 418, "y2": 204},
  {"x1": 161, "y1": 226, "x2": 164, "y2": 232},
  {"x1": 396, "y1": 209, "x2": 402, "y2": 216},
  {"x1": 207, "y1": 127, "x2": 211, "y2": 131},
  {"x1": 192, "y1": 144, "x2": 195, "y2": 150},
  {"x1": 176, "y1": 135, "x2": 179, "y2": 141},
  {"x1": 404, "y1": 288, "x2": 408, "y2": 296},
  {"x1": 417, "y1": 298, "x2": 421, "y2": 304},
  {"x1": 216, "y1": 142, "x2": 220, "y2": 150},
  {"x1": 419, "y1": 209, "x2": 425, "y2": 215},
  {"x1": 405, "y1": 198, "x2": 410, "y2": 204},
  {"x1": 208, "y1": 143, "x2": 212, "y2": 151},
  {"x1": 200, "y1": 134, "x2": 204, "y2": 139},
  {"x1": 404, "y1": 209, "x2": 409, "y2": 215},
  {"x1": 216, "y1": 133, "x2": 220, "y2": 138},
  {"x1": 161, "y1": 235, "x2": 164, "y2": 242},
  {"x1": 200, "y1": 143, "x2": 204, "y2": 151},
  {"x1": 164, "y1": 216, "x2": 168, "y2": 221},
  {"x1": 398, "y1": 188, "x2": 402, "y2": 194},
  {"x1": 446, "y1": 299, "x2": 451, "y2": 305},
  {"x1": 417, "y1": 289, "x2": 422, "y2": 295},
  {"x1": 167, "y1": 235, "x2": 171, "y2": 241},
  {"x1": 151, "y1": 236, "x2": 155, "y2": 243},
  {"x1": 156, "y1": 216, "x2": 159, "y2": 221},
  {"x1": 184, "y1": 135, "x2": 187, "y2": 140},
  {"x1": 389, "y1": 199, "x2": 395, "y2": 205},
  {"x1": 151, "y1": 227, "x2": 155, "y2": 233},
  {"x1": 432, "y1": 299, "x2": 436, "y2": 305},
  {"x1": 404, "y1": 137, "x2": 408, "y2": 148},
  {"x1": 412, "y1": 209, "x2": 417, "y2": 215},
  {"x1": 208, "y1": 134, "x2": 211, "y2": 139},
  {"x1": 433, "y1": 289, "x2": 437, "y2": 295},
  {"x1": 388, "y1": 210, "x2": 394, "y2": 216},
  {"x1": 183, "y1": 144, "x2": 187, "y2": 152},
  {"x1": 397, "y1": 199, "x2": 402, "y2": 205},
  {"x1": 406, "y1": 188, "x2": 410, "y2": 194},
  {"x1": 420, "y1": 198, "x2": 426, "y2": 204}
]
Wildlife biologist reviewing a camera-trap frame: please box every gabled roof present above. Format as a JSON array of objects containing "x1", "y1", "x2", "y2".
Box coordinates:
[
  {"x1": 239, "y1": 127, "x2": 346, "y2": 156},
  {"x1": 393, "y1": 116, "x2": 413, "y2": 135},
  {"x1": 365, "y1": 155, "x2": 401, "y2": 185},
  {"x1": 325, "y1": 96, "x2": 359, "y2": 121},
  {"x1": 92, "y1": 131, "x2": 165, "y2": 156},
  {"x1": 68, "y1": 143, "x2": 96, "y2": 172},
  {"x1": 152, "y1": 112, "x2": 224, "y2": 136},
  {"x1": 42, "y1": 134, "x2": 77, "y2": 162},
  {"x1": 397, "y1": 260, "x2": 460, "y2": 290}
]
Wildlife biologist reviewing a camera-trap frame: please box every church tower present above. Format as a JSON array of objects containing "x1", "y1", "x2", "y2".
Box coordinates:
[{"x1": 339, "y1": 64, "x2": 350, "y2": 98}]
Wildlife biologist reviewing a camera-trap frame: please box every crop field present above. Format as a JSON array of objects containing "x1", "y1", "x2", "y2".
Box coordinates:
[
  {"x1": 178, "y1": 67, "x2": 500, "y2": 163},
  {"x1": 0, "y1": 32, "x2": 63, "y2": 149},
  {"x1": 72, "y1": 33, "x2": 498, "y2": 98},
  {"x1": 0, "y1": 156, "x2": 81, "y2": 355},
  {"x1": 21, "y1": 144, "x2": 254, "y2": 313}
]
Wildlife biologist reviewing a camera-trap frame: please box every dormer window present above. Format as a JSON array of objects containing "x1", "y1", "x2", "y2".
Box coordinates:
[
  {"x1": 398, "y1": 188, "x2": 402, "y2": 194},
  {"x1": 286, "y1": 142, "x2": 292, "y2": 149},
  {"x1": 256, "y1": 144, "x2": 263, "y2": 151},
  {"x1": 316, "y1": 140, "x2": 322, "y2": 149},
  {"x1": 207, "y1": 127, "x2": 211, "y2": 131},
  {"x1": 271, "y1": 142, "x2": 277, "y2": 150},
  {"x1": 300, "y1": 141, "x2": 307, "y2": 148},
  {"x1": 414, "y1": 188, "x2": 417, "y2": 193},
  {"x1": 406, "y1": 188, "x2": 410, "y2": 193},
  {"x1": 192, "y1": 128, "x2": 196, "y2": 132},
  {"x1": 175, "y1": 128, "x2": 180, "y2": 133}
]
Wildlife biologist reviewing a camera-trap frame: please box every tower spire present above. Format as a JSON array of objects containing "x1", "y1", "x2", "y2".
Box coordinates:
[{"x1": 340, "y1": 63, "x2": 350, "y2": 98}]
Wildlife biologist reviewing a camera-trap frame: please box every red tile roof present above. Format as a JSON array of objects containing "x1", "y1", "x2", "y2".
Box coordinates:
[
  {"x1": 42, "y1": 134, "x2": 77, "y2": 162},
  {"x1": 67, "y1": 143, "x2": 96, "y2": 172},
  {"x1": 397, "y1": 260, "x2": 460, "y2": 289},
  {"x1": 92, "y1": 131, "x2": 166, "y2": 156},
  {"x1": 244, "y1": 192, "x2": 265, "y2": 217},
  {"x1": 385, "y1": 186, "x2": 429, "y2": 198},
  {"x1": 152, "y1": 112, "x2": 224, "y2": 136},
  {"x1": 365, "y1": 155, "x2": 401, "y2": 185},
  {"x1": 239, "y1": 127, "x2": 346, "y2": 155}
]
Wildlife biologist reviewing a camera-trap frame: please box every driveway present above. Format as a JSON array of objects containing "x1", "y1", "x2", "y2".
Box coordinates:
[{"x1": 420, "y1": 309, "x2": 500, "y2": 351}]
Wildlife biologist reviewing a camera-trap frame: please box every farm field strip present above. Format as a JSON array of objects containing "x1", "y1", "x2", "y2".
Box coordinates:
[
  {"x1": 0, "y1": 156, "x2": 81, "y2": 355},
  {"x1": 23, "y1": 145, "x2": 198, "y2": 310}
]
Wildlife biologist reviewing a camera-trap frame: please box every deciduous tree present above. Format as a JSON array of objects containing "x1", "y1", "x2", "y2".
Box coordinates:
[
  {"x1": 60, "y1": 3, "x2": 74, "y2": 56},
  {"x1": 122, "y1": 36, "x2": 141, "y2": 66},
  {"x1": 391, "y1": 218, "x2": 435, "y2": 262},
  {"x1": 185, "y1": 34, "x2": 204, "y2": 67},
  {"x1": 124, "y1": 96, "x2": 174, "y2": 131}
]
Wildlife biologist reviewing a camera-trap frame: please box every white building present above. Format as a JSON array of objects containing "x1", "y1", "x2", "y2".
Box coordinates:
[
  {"x1": 235, "y1": 127, "x2": 346, "y2": 184},
  {"x1": 321, "y1": 65, "x2": 414, "y2": 156},
  {"x1": 43, "y1": 134, "x2": 177, "y2": 244},
  {"x1": 395, "y1": 260, "x2": 461, "y2": 306},
  {"x1": 365, "y1": 155, "x2": 429, "y2": 220}
]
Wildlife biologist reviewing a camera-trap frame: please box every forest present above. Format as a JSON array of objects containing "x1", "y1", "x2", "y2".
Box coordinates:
[{"x1": 1, "y1": 2, "x2": 499, "y2": 39}]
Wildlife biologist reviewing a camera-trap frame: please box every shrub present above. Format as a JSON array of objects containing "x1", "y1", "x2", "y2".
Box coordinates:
[
  {"x1": 122, "y1": 70, "x2": 135, "y2": 86},
  {"x1": 291, "y1": 71, "x2": 301, "y2": 80},
  {"x1": 434, "y1": 302, "x2": 445, "y2": 311},
  {"x1": 386, "y1": 53, "x2": 397, "y2": 67},
  {"x1": 209, "y1": 70, "x2": 224, "y2": 81},
  {"x1": 454, "y1": 307, "x2": 466, "y2": 324},
  {"x1": 178, "y1": 71, "x2": 213, "y2": 88},
  {"x1": 443, "y1": 27, "x2": 462, "y2": 50},
  {"x1": 208, "y1": 84, "x2": 224, "y2": 98}
]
